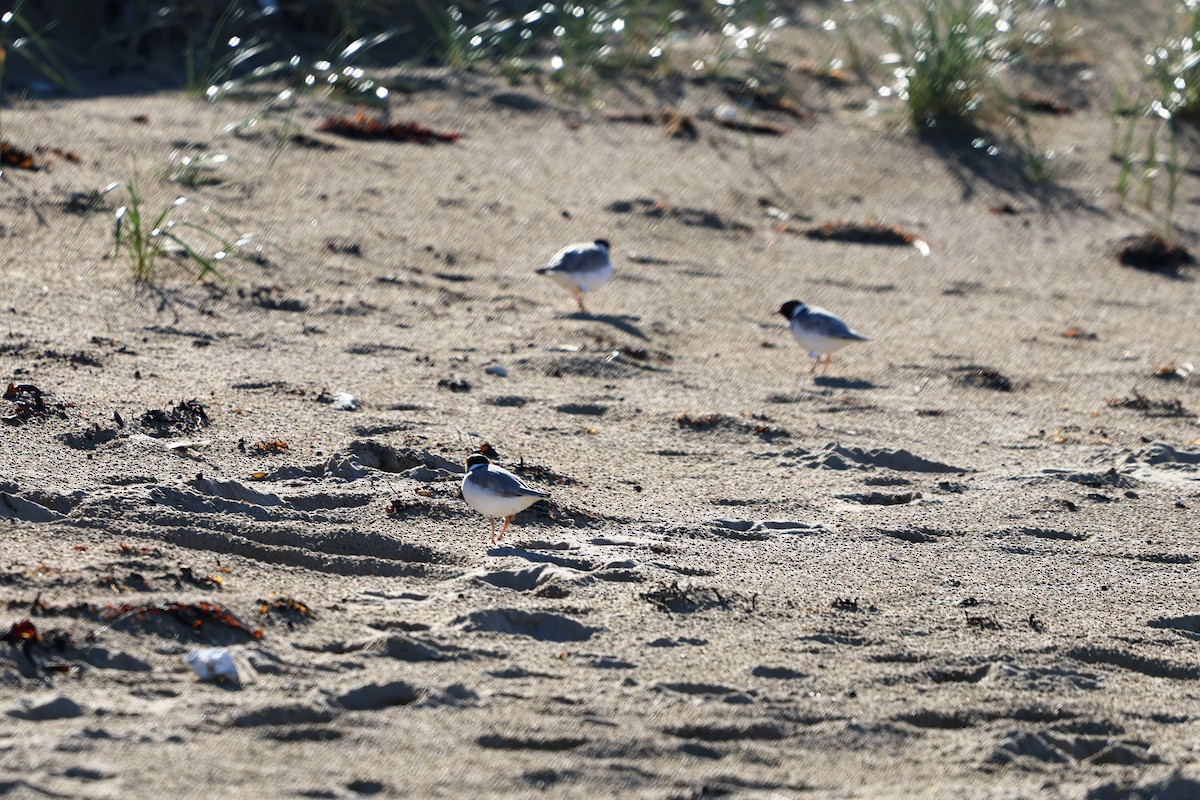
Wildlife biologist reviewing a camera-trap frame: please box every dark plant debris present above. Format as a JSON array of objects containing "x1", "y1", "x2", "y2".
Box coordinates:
[
  {"x1": 799, "y1": 220, "x2": 920, "y2": 246},
  {"x1": 742, "y1": 411, "x2": 790, "y2": 440},
  {"x1": 318, "y1": 113, "x2": 461, "y2": 145},
  {"x1": 139, "y1": 399, "x2": 209, "y2": 437},
  {"x1": 118, "y1": 542, "x2": 163, "y2": 557},
  {"x1": 750, "y1": 424, "x2": 787, "y2": 440},
  {"x1": 175, "y1": 565, "x2": 224, "y2": 590},
  {"x1": 1153, "y1": 362, "x2": 1193, "y2": 381},
  {"x1": 605, "y1": 197, "x2": 753, "y2": 233},
  {"x1": 98, "y1": 572, "x2": 152, "y2": 592},
  {"x1": 4, "y1": 383, "x2": 71, "y2": 424},
  {"x1": 100, "y1": 566, "x2": 222, "y2": 592},
  {"x1": 248, "y1": 285, "x2": 307, "y2": 312},
  {"x1": 1107, "y1": 389, "x2": 1189, "y2": 417},
  {"x1": 325, "y1": 238, "x2": 363, "y2": 256},
  {"x1": 2, "y1": 618, "x2": 74, "y2": 673},
  {"x1": 604, "y1": 109, "x2": 699, "y2": 139},
  {"x1": 618, "y1": 345, "x2": 672, "y2": 364},
  {"x1": 713, "y1": 112, "x2": 788, "y2": 136},
  {"x1": 676, "y1": 412, "x2": 720, "y2": 430},
  {"x1": 252, "y1": 439, "x2": 289, "y2": 454},
  {"x1": 794, "y1": 59, "x2": 851, "y2": 85},
  {"x1": 721, "y1": 81, "x2": 814, "y2": 121},
  {"x1": 1, "y1": 141, "x2": 44, "y2": 170},
  {"x1": 35, "y1": 145, "x2": 81, "y2": 163},
  {"x1": 258, "y1": 597, "x2": 313, "y2": 621},
  {"x1": 954, "y1": 366, "x2": 1014, "y2": 392},
  {"x1": 675, "y1": 412, "x2": 789, "y2": 441},
  {"x1": 1017, "y1": 92, "x2": 1073, "y2": 115},
  {"x1": 2, "y1": 618, "x2": 40, "y2": 645},
  {"x1": 438, "y1": 378, "x2": 471, "y2": 393},
  {"x1": 1062, "y1": 327, "x2": 1098, "y2": 340},
  {"x1": 1115, "y1": 233, "x2": 1194, "y2": 276},
  {"x1": 641, "y1": 582, "x2": 757, "y2": 614},
  {"x1": 105, "y1": 601, "x2": 263, "y2": 639}
]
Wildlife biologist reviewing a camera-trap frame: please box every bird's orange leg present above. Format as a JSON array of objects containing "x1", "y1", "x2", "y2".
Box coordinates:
[
  {"x1": 498, "y1": 516, "x2": 513, "y2": 540},
  {"x1": 573, "y1": 289, "x2": 587, "y2": 313},
  {"x1": 808, "y1": 357, "x2": 819, "y2": 375},
  {"x1": 489, "y1": 517, "x2": 497, "y2": 545},
  {"x1": 821, "y1": 353, "x2": 832, "y2": 374}
]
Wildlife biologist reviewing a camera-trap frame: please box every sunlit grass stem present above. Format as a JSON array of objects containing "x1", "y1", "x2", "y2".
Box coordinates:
[
  {"x1": 76, "y1": 182, "x2": 245, "y2": 284},
  {"x1": 881, "y1": 0, "x2": 999, "y2": 129}
]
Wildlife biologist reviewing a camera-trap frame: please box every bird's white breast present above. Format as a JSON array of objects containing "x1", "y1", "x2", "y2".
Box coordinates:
[
  {"x1": 548, "y1": 261, "x2": 612, "y2": 293},
  {"x1": 789, "y1": 322, "x2": 856, "y2": 357},
  {"x1": 573, "y1": 261, "x2": 613, "y2": 292}
]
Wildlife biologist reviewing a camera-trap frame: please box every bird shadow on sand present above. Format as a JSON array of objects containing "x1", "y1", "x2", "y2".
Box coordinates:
[
  {"x1": 486, "y1": 545, "x2": 596, "y2": 571},
  {"x1": 812, "y1": 376, "x2": 882, "y2": 391},
  {"x1": 563, "y1": 312, "x2": 649, "y2": 341}
]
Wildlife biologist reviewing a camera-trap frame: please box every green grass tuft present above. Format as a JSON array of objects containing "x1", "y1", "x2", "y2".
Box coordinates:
[
  {"x1": 880, "y1": 0, "x2": 1010, "y2": 129},
  {"x1": 1145, "y1": 0, "x2": 1200, "y2": 121},
  {"x1": 0, "y1": 0, "x2": 80, "y2": 99},
  {"x1": 1111, "y1": 0, "x2": 1198, "y2": 237},
  {"x1": 81, "y1": 182, "x2": 252, "y2": 284}
]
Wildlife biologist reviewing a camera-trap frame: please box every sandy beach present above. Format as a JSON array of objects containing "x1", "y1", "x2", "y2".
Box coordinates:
[{"x1": 2, "y1": 3, "x2": 1200, "y2": 796}]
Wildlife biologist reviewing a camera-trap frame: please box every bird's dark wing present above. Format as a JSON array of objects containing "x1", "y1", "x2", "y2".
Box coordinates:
[
  {"x1": 798, "y1": 308, "x2": 868, "y2": 341},
  {"x1": 475, "y1": 466, "x2": 550, "y2": 498},
  {"x1": 542, "y1": 244, "x2": 609, "y2": 275}
]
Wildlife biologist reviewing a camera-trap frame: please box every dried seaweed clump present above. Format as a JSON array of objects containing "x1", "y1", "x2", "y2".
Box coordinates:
[
  {"x1": 1115, "y1": 233, "x2": 1193, "y2": 276},
  {"x1": 318, "y1": 114, "x2": 461, "y2": 145}
]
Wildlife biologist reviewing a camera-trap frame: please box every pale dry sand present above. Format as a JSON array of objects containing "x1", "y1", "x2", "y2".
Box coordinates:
[{"x1": 2, "y1": 8, "x2": 1200, "y2": 797}]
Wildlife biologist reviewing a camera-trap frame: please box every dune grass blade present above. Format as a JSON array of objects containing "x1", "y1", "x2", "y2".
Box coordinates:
[
  {"x1": 414, "y1": 5, "x2": 462, "y2": 65},
  {"x1": 1, "y1": 1, "x2": 80, "y2": 95},
  {"x1": 882, "y1": 0, "x2": 1000, "y2": 129},
  {"x1": 1113, "y1": 0, "x2": 1198, "y2": 237},
  {"x1": 1147, "y1": 0, "x2": 1200, "y2": 120},
  {"x1": 187, "y1": 2, "x2": 254, "y2": 97},
  {"x1": 337, "y1": 29, "x2": 403, "y2": 64},
  {"x1": 81, "y1": 182, "x2": 236, "y2": 284},
  {"x1": 159, "y1": 230, "x2": 223, "y2": 281}
]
